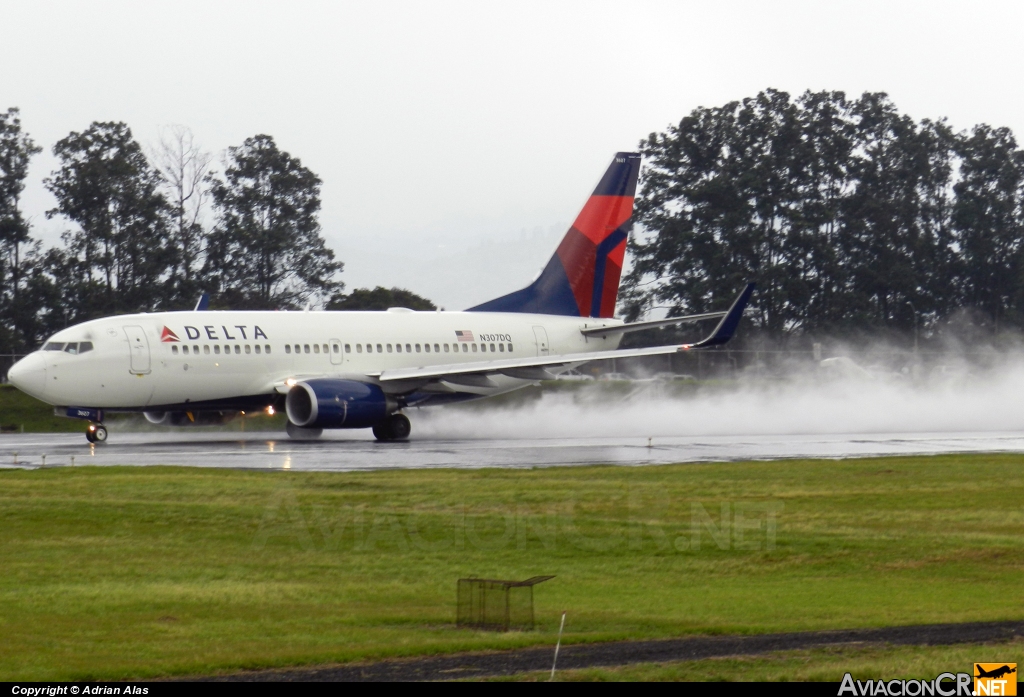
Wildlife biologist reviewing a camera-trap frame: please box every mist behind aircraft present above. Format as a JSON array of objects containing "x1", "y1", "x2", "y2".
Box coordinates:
[{"x1": 411, "y1": 355, "x2": 1024, "y2": 440}]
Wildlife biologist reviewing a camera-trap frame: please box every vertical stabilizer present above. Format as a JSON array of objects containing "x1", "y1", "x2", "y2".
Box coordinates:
[{"x1": 467, "y1": 152, "x2": 642, "y2": 317}]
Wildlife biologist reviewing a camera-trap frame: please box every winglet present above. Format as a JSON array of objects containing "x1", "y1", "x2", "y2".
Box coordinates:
[
  {"x1": 194, "y1": 293, "x2": 210, "y2": 311},
  {"x1": 687, "y1": 283, "x2": 755, "y2": 349}
]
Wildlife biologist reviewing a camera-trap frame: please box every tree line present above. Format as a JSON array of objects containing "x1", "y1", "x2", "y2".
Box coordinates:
[
  {"x1": 623, "y1": 89, "x2": 1024, "y2": 346},
  {"x1": 6, "y1": 91, "x2": 1023, "y2": 356},
  {"x1": 0, "y1": 111, "x2": 434, "y2": 356}
]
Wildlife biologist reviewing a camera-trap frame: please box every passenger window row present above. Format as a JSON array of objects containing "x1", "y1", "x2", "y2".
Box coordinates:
[
  {"x1": 42, "y1": 341, "x2": 94, "y2": 354},
  {"x1": 52, "y1": 339, "x2": 514, "y2": 358},
  {"x1": 350, "y1": 342, "x2": 512, "y2": 354},
  {"x1": 285, "y1": 344, "x2": 332, "y2": 354},
  {"x1": 171, "y1": 344, "x2": 271, "y2": 355},
  {"x1": 250, "y1": 342, "x2": 515, "y2": 356}
]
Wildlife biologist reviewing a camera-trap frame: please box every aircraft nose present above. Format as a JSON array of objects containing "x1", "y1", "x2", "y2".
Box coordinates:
[{"x1": 7, "y1": 353, "x2": 46, "y2": 399}]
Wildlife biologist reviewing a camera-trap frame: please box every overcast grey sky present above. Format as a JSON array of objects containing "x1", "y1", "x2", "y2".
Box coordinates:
[{"x1": 3, "y1": 0, "x2": 1023, "y2": 309}]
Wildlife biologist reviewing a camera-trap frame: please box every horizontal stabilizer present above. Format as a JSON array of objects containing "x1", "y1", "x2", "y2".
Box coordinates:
[{"x1": 580, "y1": 311, "x2": 727, "y2": 338}]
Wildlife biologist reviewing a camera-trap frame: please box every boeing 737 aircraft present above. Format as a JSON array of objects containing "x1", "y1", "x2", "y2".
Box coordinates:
[{"x1": 6, "y1": 152, "x2": 754, "y2": 443}]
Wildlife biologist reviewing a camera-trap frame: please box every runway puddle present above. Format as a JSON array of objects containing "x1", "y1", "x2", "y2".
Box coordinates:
[{"x1": 2, "y1": 430, "x2": 1024, "y2": 471}]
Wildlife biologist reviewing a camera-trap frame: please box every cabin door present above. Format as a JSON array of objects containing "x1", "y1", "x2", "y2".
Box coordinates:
[
  {"x1": 532, "y1": 326, "x2": 550, "y2": 356},
  {"x1": 123, "y1": 325, "x2": 151, "y2": 374},
  {"x1": 329, "y1": 339, "x2": 344, "y2": 365}
]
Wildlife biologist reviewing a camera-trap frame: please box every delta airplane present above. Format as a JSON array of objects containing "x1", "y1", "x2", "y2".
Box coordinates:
[{"x1": 6, "y1": 153, "x2": 754, "y2": 443}]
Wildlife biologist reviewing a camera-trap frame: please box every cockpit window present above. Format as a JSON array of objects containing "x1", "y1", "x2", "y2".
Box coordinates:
[{"x1": 42, "y1": 340, "x2": 92, "y2": 354}]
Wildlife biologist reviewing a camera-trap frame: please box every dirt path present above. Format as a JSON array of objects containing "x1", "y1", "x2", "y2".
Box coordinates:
[{"x1": 194, "y1": 619, "x2": 1024, "y2": 682}]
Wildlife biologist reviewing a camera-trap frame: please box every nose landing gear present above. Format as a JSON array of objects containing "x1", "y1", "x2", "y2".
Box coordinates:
[
  {"x1": 372, "y1": 413, "x2": 411, "y2": 442},
  {"x1": 85, "y1": 423, "x2": 108, "y2": 443}
]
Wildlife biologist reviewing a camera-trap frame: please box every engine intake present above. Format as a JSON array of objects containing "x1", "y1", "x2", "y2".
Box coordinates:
[{"x1": 286, "y1": 379, "x2": 389, "y2": 429}]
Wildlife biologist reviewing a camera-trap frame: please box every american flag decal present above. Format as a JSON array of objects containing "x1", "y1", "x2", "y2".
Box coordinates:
[{"x1": 455, "y1": 330, "x2": 474, "y2": 342}]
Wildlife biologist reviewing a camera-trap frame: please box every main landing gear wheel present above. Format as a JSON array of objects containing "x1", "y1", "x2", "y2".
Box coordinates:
[
  {"x1": 85, "y1": 423, "x2": 107, "y2": 444},
  {"x1": 286, "y1": 421, "x2": 323, "y2": 440},
  {"x1": 372, "y1": 413, "x2": 411, "y2": 442}
]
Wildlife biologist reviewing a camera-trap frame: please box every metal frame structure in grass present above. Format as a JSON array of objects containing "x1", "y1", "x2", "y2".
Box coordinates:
[{"x1": 456, "y1": 576, "x2": 554, "y2": 631}]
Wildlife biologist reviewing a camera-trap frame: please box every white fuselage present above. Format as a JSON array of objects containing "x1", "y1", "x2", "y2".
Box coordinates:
[{"x1": 9, "y1": 309, "x2": 622, "y2": 410}]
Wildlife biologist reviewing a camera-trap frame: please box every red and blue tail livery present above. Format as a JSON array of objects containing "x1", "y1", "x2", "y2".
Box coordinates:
[{"x1": 468, "y1": 152, "x2": 642, "y2": 318}]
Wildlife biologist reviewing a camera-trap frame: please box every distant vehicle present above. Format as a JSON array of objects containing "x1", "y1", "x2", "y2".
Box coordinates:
[
  {"x1": 653, "y1": 372, "x2": 696, "y2": 382},
  {"x1": 598, "y1": 372, "x2": 633, "y2": 382},
  {"x1": 819, "y1": 356, "x2": 873, "y2": 380},
  {"x1": 556, "y1": 370, "x2": 595, "y2": 381},
  {"x1": 7, "y1": 152, "x2": 755, "y2": 444}
]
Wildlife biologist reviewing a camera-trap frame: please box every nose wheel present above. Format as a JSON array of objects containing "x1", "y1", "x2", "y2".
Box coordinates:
[{"x1": 86, "y1": 423, "x2": 107, "y2": 443}]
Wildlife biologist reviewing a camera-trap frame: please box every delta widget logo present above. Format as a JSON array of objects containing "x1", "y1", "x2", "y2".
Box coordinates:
[
  {"x1": 160, "y1": 327, "x2": 181, "y2": 343},
  {"x1": 975, "y1": 664, "x2": 1017, "y2": 696}
]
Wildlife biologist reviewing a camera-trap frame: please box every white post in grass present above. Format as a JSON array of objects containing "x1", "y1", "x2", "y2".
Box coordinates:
[{"x1": 550, "y1": 611, "x2": 567, "y2": 681}]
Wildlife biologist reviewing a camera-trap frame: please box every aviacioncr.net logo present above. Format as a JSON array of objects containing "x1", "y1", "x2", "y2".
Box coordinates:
[
  {"x1": 839, "y1": 672, "x2": 974, "y2": 696},
  {"x1": 975, "y1": 663, "x2": 1017, "y2": 696}
]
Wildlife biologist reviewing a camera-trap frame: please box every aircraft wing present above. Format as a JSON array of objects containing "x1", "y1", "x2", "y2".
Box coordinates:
[
  {"x1": 377, "y1": 343, "x2": 695, "y2": 382},
  {"x1": 376, "y1": 283, "x2": 754, "y2": 384}
]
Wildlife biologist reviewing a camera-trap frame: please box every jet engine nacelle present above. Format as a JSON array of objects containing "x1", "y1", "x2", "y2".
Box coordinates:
[
  {"x1": 286, "y1": 379, "x2": 390, "y2": 429},
  {"x1": 143, "y1": 410, "x2": 238, "y2": 426}
]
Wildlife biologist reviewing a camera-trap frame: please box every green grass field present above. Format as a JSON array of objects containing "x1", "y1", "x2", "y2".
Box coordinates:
[{"x1": 1, "y1": 454, "x2": 1023, "y2": 680}]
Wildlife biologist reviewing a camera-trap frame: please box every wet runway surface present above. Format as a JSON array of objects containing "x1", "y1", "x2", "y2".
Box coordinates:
[{"x1": 4, "y1": 429, "x2": 1024, "y2": 470}]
